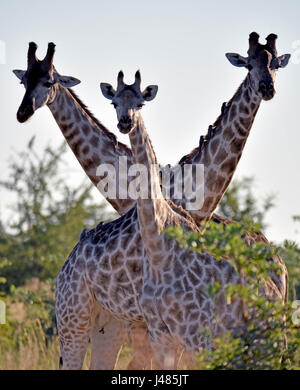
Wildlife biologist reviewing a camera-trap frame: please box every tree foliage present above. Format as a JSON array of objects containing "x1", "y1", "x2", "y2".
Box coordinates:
[{"x1": 0, "y1": 137, "x2": 114, "y2": 291}]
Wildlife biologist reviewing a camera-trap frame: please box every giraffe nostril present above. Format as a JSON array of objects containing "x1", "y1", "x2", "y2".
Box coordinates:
[
  {"x1": 259, "y1": 82, "x2": 267, "y2": 93},
  {"x1": 118, "y1": 117, "x2": 133, "y2": 134},
  {"x1": 268, "y1": 84, "x2": 274, "y2": 93},
  {"x1": 120, "y1": 116, "x2": 131, "y2": 124}
]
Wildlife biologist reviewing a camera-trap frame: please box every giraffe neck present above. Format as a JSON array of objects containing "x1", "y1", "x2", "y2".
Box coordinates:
[
  {"x1": 179, "y1": 74, "x2": 262, "y2": 223},
  {"x1": 128, "y1": 114, "x2": 171, "y2": 263},
  {"x1": 47, "y1": 84, "x2": 134, "y2": 215},
  {"x1": 129, "y1": 114, "x2": 199, "y2": 271}
]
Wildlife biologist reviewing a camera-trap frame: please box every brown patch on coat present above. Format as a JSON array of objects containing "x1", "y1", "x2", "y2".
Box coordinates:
[
  {"x1": 234, "y1": 121, "x2": 248, "y2": 137},
  {"x1": 223, "y1": 127, "x2": 234, "y2": 141},
  {"x1": 230, "y1": 138, "x2": 245, "y2": 154},
  {"x1": 240, "y1": 115, "x2": 252, "y2": 129},
  {"x1": 90, "y1": 135, "x2": 99, "y2": 147},
  {"x1": 239, "y1": 101, "x2": 250, "y2": 115},
  {"x1": 214, "y1": 148, "x2": 228, "y2": 165},
  {"x1": 82, "y1": 124, "x2": 91, "y2": 136},
  {"x1": 220, "y1": 157, "x2": 236, "y2": 174}
]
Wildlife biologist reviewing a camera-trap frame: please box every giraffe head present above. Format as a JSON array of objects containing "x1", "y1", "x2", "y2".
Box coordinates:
[
  {"x1": 226, "y1": 32, "x2": 290, "y2": 101},
  {"x1": 100, "y1": 70, "x2": 158, "y2": 134},
  {"x1": 13, "y1": 42, "x2": 81, "y2": 123}
]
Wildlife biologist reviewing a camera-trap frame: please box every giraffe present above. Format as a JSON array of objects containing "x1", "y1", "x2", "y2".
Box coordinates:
[{"x1": 108, "y1": 71, "x2": 282, "y2": 369}]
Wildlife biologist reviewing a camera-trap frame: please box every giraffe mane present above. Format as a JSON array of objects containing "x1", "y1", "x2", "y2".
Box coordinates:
[{"x1": 178, "y1": 77, "x2": 248, "y2": 166}]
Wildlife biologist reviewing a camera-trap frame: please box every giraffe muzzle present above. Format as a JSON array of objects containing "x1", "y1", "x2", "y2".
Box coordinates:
[
  {"x1": 17, "y1": 104, "x2": 35, "y2": 123},
  {"x1": 118, "y1": 116, "x2": 133, "y2": 134},
  {"x1": 259, "y1": 82, "x2": 275, "y2": 101}
]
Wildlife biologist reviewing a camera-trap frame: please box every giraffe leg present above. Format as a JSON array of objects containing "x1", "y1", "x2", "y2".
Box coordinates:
[
  {"x1": 59, "y1": 330, "x2": 91, "y2": 370},
  {"x1": 127, "y1": 324, "x2": 152, "y2": 370},
  {"x1": 89, "y1": 306, "x2": 127, "y2": 370},
  {"x1": 127, "y1": 325, "x2": 182, "y2": 369},
  {"x1": 150, "y1": 340, "x2": 178, "y2": 370},
  {"x1": 147, "y1": 330, "x2": 179, "y2": 370},
  {"x1": 56, "y1": 276, "x2": 94, "y2": 370}
]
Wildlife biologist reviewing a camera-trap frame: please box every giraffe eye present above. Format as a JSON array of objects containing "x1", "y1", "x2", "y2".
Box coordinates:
[
  {"x1": 137, "y1": 103, "x2": 144, "y2": 109},
  {"x1": 44, "y1": 81, "x2": 54, "y2": 88}
]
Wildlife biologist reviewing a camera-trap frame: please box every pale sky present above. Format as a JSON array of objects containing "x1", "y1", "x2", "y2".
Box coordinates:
[{"x1": 0, "y1": 0, "x2": 299, "y2": 244}]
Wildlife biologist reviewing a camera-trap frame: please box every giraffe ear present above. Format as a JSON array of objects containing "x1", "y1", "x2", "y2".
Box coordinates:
[
  {"x1": 100, "y1": 83, "x2": 116, "y2": 100},
  {"x1": 13, "y1": 69, "x2": 26, "y2": 80},
  {"x1": 277, "y1": 54, "x2": 291, "y2": 68},
  {"x1": 142, "y1": 85, "x2": 158, "y2": 101},
  {"x1": 53, "y1": 73, "x2": 81, "y2": 87},
  {"x1": 225, "y1": 53, "x2": 248, "y2": 67}
]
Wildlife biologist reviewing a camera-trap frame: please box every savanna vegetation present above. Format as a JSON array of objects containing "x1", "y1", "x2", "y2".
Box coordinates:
[{"x1": 0, "y1": 138, "x2": 299, "y2": 369}]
